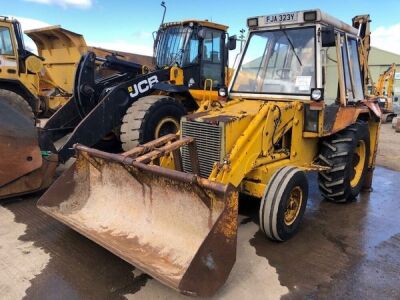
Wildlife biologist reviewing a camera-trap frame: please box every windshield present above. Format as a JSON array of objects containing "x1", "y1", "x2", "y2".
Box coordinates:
[
  {"x1": 155, "y1": 25, "x2": 192, "y2": 68},
  {"x1": 231, "y1": 27, "x2": 316, "y2": 95},
  {"x1": 0, "y1": 27, "x2": 14, "y2": 55}
]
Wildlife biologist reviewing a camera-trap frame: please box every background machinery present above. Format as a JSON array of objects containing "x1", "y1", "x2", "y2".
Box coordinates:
[
  {"x1": 0, "y1": 16, "x2": 151, "y2": 120},
  {"x1": 372, "y1": 63, "x2": 398, "y2": 122},
  {"x1": 37, "y1": 9, "x2": 382, "y2": 296},
  {"x1": 0, "y1": 19, "x2": 236, "y2": 198}
]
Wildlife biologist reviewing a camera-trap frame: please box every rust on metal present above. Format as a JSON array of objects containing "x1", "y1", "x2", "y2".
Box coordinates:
[
  {"x1": 362, "y1": 99, "x2": 382, "y2": 119},
  {"x1": 331, "y1": 106, "x2": 370, "y2": 133},
  {"x1": 0, "y1": 154, "x2": 58, "y2": 199},
  {"x1": 362, "y1": 167, "x2": 374, "y2": 191},
  {"x1": 172, "y1": 148, "x2": 183, "y2": 171},
  {"x1": 122, "y1": 134, "x2": 178, "y2": 158},
  {"x1": 37, "y1": 144, "x2": 238, "y2": 297},
  {"x1": 0, "y1": 101, "x2": 43, "y2": 187},
  {"x1": 185, "y1": 110, "x2": 239, "y2": 124},
  {"x1": 187, "y1": 141, "x2": 201, "y2": 175},
  {"x1": 135, "y1": 137, "x2": 193, "y2": 164},
  {"x1": 200, "y1": 114, "x2": 239, "y2": 124}
]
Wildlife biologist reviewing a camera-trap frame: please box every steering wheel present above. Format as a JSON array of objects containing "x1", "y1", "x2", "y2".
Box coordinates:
[{"x1": 275, "y1": 68, "x2": 291, "y2": 79}]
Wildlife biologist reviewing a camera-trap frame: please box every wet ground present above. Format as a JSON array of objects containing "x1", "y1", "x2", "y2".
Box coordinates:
[
  {"x1": 376, "y1": 123, "x2": 400, "y2": 171},
  {"x1": 0, "y1": 124, "x2": 399, "y2": 299}
]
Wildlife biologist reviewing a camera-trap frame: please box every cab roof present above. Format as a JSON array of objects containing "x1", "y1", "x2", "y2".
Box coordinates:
[
  {"x1": 161, "y1": 19, "x2": 228, "y2": 32},
  {"x1": 247, "y1": 9, "x2": 358, "y2": 35}
]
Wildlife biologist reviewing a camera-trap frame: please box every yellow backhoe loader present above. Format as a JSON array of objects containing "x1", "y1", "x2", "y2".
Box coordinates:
[
  {"x1": 0, "y1": 16, "x2": 152, "y2": 119},
  {"x1": 372, "y1": 63, "x2": 398, "y2": 122},
  {"x1": 37, "y1": 9, "x2": 381, "y2": 296}
]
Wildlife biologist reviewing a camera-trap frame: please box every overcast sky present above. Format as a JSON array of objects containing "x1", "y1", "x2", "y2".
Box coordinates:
[{"x1": 4, "y1": 0, "x2": 400, "y2": 57}]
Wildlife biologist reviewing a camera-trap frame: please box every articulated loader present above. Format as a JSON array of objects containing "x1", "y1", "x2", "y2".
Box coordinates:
[
  {"x1": 37, "y1": 10, "x2": 382, "y2": 296},
  {"x1": 0, "y1": 19, "x2": 235, "y2": 198}
]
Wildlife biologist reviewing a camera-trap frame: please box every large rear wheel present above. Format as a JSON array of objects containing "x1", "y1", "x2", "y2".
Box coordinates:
[
  {"x1": 0, "y1": 89, "x2": 35, "y2": 123},
  {"x1": 120, "y1": 95, "x2": 186, "y2": 151},
  {"x1": 318, "y1": 121, "x2": 370, "y2": 203}
]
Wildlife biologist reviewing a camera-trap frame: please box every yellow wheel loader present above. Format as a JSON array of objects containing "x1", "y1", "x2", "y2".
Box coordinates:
[
  {"x1": 0, "y1": 19, "x2": 236, "y2": 199},
  {"x1": 37, "y1": 9, "x2": 382, "y2": 296}
]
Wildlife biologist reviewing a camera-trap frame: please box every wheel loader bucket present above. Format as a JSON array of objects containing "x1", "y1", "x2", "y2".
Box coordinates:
[
  {"x1": 0, "y1": 101, "x2": 42, "y2": 187},
  {"x1": 0, "y1": 101, "x2": 58, "y2": 199},
  {"x1": 37, "y1": 144, "x2": 238, "y2": 297}
]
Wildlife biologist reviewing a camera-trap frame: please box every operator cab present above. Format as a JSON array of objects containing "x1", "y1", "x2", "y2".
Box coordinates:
[
  {"x1": 154, "y1": 20, "x2": 236, "y2": 91},
  {"x1": 230, "y1": 9, "x2": 365, "y2": 106},
  {"x1": 0, "y1": 17, "x2": 41, "y2": 74},
  {"x1": 0, "y1": 17, "x2": 19, "y2": 72}
]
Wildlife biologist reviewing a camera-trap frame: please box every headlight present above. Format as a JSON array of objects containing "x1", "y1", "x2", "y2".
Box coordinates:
[
  {"x1": 218, "y1": 87, "x2": 227, "y2": 97},
  {"x1": 247, "y1": 18, "x2": 258, "y2": 27},
  {"x1": 311, "y1": 88, "x2": 323, "y2": 101},
  {"x1": 304, "y1": 11, "x2": 317, "y2": 22}
]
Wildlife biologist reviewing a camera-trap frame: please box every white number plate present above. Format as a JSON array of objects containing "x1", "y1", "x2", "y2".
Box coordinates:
[{"x1": 265, "y1": 12, "x2": 298, "y2": 24}]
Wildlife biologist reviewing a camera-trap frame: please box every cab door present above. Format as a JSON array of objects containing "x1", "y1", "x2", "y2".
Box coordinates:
[
  {"x1": 200, "y1": 29, "x2": 225, "y2": 89},
  {"x1": 182, "y1": 33, "x2": 201, "y2": 89}
]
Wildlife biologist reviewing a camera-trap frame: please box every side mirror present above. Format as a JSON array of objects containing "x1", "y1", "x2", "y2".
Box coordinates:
[
  {"x1": 395, "y1": 97, "x2": 399, "y2": 102},
  {"x1": 228, "y1": 35, "x2": 237, "y2": 50},
  {"x1": 321, "y1": 27, "x2": 336, "y2": 47}
]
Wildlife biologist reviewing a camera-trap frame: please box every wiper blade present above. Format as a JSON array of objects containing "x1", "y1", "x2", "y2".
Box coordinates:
[{"x1": 282, "y1": 29, "x2": 302, "y2": 66}]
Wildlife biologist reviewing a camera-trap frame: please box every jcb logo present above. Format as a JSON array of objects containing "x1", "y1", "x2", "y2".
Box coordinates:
[{"x1": 128, "y1": 75, "x2": 159, "y2": 98}]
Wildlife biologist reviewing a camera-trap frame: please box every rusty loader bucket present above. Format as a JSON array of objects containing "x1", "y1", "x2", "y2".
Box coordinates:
[
  {"x1": 37, "y1": 135, "x2": 238, "y2": 296},
  {"x1": 0, "y1": 101, "x2": 57, "y2": 199}
]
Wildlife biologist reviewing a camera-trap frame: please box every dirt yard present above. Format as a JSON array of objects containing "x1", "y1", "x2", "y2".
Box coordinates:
[{"x1": 376, "y1": 123, "x2": 400, "y2": 171}]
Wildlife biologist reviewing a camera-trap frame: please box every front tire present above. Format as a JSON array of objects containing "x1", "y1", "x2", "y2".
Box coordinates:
[
  {"x1": 120, "y1": 95, "x2": 186, "y2": 151},
  {"x1": 259, "y1": 166, "x2": 308, "y2": 241},
  {"x1": 318, "y1": 121, "x2": 370, "y2": 203}
]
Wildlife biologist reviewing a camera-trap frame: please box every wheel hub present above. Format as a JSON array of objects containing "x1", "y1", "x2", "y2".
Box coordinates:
[
  {"x1": 350, "y1": 140, "x2": 366, "y2": 188},
  {"x1": 154, "y1": 117, "x2": 180, "y2": 139},
  {"x1": 284, "y1": 186, "x2": 303, "y2": 226}
]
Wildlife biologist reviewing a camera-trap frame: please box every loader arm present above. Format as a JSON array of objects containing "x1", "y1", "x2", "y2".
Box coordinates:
[
  {"x1": 41, "y1": 51, "x2": 175, "y2": 163},
  {"x1": 54, "y1": 68, "x2": 171, "y2": 163}
]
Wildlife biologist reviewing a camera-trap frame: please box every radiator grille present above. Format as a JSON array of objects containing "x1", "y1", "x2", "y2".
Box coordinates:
[{"x1": 181, "y1": 120, "x2": 223, "y2": 178}]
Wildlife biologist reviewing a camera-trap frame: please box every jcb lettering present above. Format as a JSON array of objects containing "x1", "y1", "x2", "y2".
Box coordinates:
[
  {"x1": 138, "y1": 81, "x2": 149, "y2": 93},
  {"x1": 129, "y1": 75, "x2": 159, "y2": 98}
]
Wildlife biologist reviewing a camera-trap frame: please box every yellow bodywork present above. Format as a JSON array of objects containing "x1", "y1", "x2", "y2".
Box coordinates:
[
  {"x1": 177, "y1": 99, "x2": 322, "y2": 198},
  {"x1": 373, "y1": 63, "x2": 396, "y2": 113},
  {"x1": 159, "y1": 95, "x2": 380, "y2": 199}
]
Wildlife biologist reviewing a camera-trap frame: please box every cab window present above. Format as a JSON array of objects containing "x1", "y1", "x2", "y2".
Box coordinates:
[
  {"x1": 321, "y1": 44, "x2": 339, "y2": 105},
  {"x1": 0, "y1": 27, "x2": 14, "y2": 56},
  {"x1": 184, "y1": 37, "x2": 199, "y2": 65},
  {"x1": 201, "y1": 29, "x2": 223, "y2": 88},
  {"x1": 342, "y1": 35, "x2": 363, "y2": 101},
  {"x1": 347, "y1": 37, "x2": 363, "y2": 100}
]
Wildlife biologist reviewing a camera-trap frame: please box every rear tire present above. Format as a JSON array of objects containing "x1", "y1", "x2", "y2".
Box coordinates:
[
  {"x1": 318, "y1": 121, "x2": 370, "y2": 203},
  {"x1": 259, "y1": 166, "x2": 308, "y2": 241},
  {"x1": 120, "y1": 95, "x2": 186, "y2": 151},
  {"x1": 0, "y1": 89, "x2": 35, "y2": 122}
]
